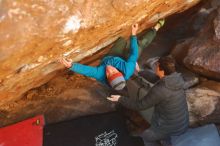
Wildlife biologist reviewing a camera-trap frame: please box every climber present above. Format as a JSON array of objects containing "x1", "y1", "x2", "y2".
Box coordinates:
[
  {"x1": 107, "y1": 56, "x2": 197, "y2": 146},
  {"x1": 59, "y1": 19, "x2": 165, "y2": 91}
]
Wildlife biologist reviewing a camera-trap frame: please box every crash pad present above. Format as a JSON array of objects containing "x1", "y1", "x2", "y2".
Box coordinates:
[
  {"x1": 171, "y1": 124, "x2": 220, "y2": 146},
  {"x1": 43, "y1": 112, "x2": 144, "y2": 146},
  {"x1": 0, "y1": 115, "x2": 44, "y2": 146}
]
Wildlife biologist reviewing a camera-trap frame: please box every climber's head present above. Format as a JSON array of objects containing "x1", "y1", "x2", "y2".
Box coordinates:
[{"x1": 106, "y1": 65, "x2": 126, "y2": 90}]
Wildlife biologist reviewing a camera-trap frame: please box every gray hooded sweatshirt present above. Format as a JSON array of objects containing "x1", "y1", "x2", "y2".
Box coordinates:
[{"x1": 119, "y1": 72, "x2": 189, "y2": 135}]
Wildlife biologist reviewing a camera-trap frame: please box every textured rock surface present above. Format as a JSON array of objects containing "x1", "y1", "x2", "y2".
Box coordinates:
[
  {"x1": 0, "y1": 73, "x2": 114, "y2": 127},
  {"x1": 186, "y1": 86, "x2": 220, "y2": 126},
  {"x1": 0, "y1": 0, "x2": 200, "y2": 105},
  {"x1": 172, "y1": 1, "x2": 220, "y2": 80}
]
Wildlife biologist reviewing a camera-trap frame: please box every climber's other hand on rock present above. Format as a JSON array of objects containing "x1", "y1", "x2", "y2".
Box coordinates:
[
  {"x1": 59, "y1": 57, "x2": 73, "y2": 68},
  {"x1": 132, "y1": 23, "x2": 138, "y2": 36}
]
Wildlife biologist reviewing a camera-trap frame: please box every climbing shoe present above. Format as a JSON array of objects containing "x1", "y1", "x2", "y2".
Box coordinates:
[{"x1": 157, "y1": 18, "x2": 165, "y2": 28}]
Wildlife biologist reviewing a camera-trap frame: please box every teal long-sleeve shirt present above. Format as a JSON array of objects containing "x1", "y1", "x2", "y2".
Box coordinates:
[{"x1": 70, "y1": 36, "x2": 138, "y2": 85}]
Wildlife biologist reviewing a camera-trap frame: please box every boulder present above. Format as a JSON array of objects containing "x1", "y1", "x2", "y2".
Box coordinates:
[
  {"x1": 172, "y1": 1, "x2": 220, "y2": 80},
  {"x1": 0, "y1": 0, "x2": 200, "y2": 106},
  {"x1": 186, "y1": 88, "x2": 220, "y2": 125},
  {"x1": 187, "y1": 80, "x2": 220, "y2": 126}
]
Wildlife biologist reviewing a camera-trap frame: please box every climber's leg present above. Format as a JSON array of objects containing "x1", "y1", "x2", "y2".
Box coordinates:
[{"x1": 107, "y1": 37, "x2": 127, "y2": 59}]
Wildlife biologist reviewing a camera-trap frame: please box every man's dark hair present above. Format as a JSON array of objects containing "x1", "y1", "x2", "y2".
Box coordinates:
[{"x1": 158, "y1": 56, "x2": 176, "y2": 75}]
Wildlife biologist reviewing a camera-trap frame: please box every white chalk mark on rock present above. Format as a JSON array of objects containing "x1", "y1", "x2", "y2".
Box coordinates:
[
  {"x1": 63, "y1": 49, "x2": 81, "y2": 57},
  {"x1": 12, "y1": 1, "x2": 17, "y2": 6},
  {"x1": 0, "y1": 15, "x2": 5, "y2": 23},
  {"x1": 17, "y1": 63, "x2": 40, "y2": 73},
  {"x1": 63, "y1": 15, "x2": 81, "y2": 34},
  {"x1": 31, "y1": 4, "x2": 45, "y2": 12},
  {"x1": 63, "y1": 40, "x2": 73, "y2": 47},
  {"x1": 148, "y1": 13, "x2": 161, "y2": 23},
  {"x1": 186, "y1": 0, "x2": 194, "y2": 3},
  {"x1": 8, "y1": 8, "x2": 30, "y2": 18},
  {"x1": 59, "y1": 37, "x2": 69, "y2": 42},
  {"x1": 58, "y1": 5, "x2": 69, "y2": 14},
  {"x1": 37, "y1": 56, "x2": 47, "y2": 63}
]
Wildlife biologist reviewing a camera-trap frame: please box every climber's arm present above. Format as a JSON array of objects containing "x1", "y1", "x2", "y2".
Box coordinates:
[
  {"x1": 70, "y1": 63, "x2": 100, "y2": 79},
  {"x1": 59, "y1": 58, "x2": 100, "y2": 80},
  {"x1": 127, "y1": 24, "x2": 139, "y2": 62}
]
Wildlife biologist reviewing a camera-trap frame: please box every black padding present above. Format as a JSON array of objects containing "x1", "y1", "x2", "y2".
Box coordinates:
[
  {"x1": 171, "y1": 124, "x2": 220, "y2": 146},
  {"x1": 43, "y1": 112, "x2": 144, "y2": 146}
]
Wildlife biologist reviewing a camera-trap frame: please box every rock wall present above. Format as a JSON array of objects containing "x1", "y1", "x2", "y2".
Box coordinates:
[
  {"x1": 172, "y1": 1, "x2": 220, "y2": 80},
  {"x1": 0, "y1": 0, "x2": 200, "y2": 106},
  {"x1": 187, "y1": 86, "x2": 220, "y2": 126}
]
